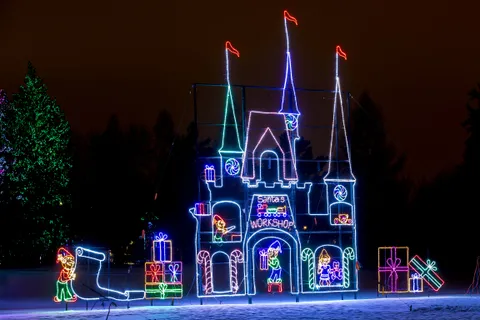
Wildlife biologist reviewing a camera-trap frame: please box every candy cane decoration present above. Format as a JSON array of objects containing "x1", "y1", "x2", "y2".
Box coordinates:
[
  {"x1": 301, "y1": 248, "x2": 315, "y2": 290},
  {"x1": 197, "y1": 250, "x2": 212, "y2": 294},
  {"x1": 230, "y1": 249, "x2": 244, "y2": 294},
  {"x1": 343, "y1": 247, "x2": 355, "y2": 288}
]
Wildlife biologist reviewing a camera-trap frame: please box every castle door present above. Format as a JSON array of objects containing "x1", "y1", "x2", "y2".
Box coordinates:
[{"x1": 245, "y1": 229, "x2": 300, "y2": 295}]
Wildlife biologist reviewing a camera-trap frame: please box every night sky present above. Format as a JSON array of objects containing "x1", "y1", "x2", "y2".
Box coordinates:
[{"x1": 1, "y1": 0, "x2": 479, "y2": 180}]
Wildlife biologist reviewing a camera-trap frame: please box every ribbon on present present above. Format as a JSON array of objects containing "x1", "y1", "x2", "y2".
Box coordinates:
[
  {"x1": 155, "y1": 232, "x2": 168, "y2": 241},
  {"x1": 168, "y1": 263, "x2": 180, "y2": 282},
  {"x1": 426, "y1": 259, "x2": 437, "y2": 272},
  {"x1": 153, "y1": 232, "x2": 172, "y2": 262},
  {"x1": 409, "y1": 255, "x2": 444, "y2": 292},
  {"x1": 158, "y1": 282, "x2": 167, "y2": 299},
  {"x1": 146, "y1": 263, "x2": 162, "y2": 283},
  {"x1": 378, "y1": 248, "x2": 409, "y2": 293}
]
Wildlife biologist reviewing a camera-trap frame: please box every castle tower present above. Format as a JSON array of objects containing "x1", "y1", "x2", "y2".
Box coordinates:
[
  {"x1": 240, "y1": 10, "x2": 300, "y2": 186},
  {"x1": 323, "y1": 46, "x2": 357, "y2": 227},
  {"x1": 215, "y1": 41, "x2": 243, "y2": 187}
]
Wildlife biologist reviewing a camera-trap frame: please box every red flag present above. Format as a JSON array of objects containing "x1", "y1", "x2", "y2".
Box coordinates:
[
  {"x1": 336, "y1": 45, "x2": 347, "y2": 60},
  {"x1": 284, "y1": 10, "x2": 298, "y2": 25},
  {"x1": 225, "y1": 41, "x2": 240, "y2": 57}
]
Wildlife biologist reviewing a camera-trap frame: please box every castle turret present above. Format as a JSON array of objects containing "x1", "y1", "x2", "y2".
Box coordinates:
[
  {"x1": 324, "y1": 46, "x2": 356, "y2": 226},
  {"x1": 215, "y1": 42, "x2": 243, "y2": 186}
]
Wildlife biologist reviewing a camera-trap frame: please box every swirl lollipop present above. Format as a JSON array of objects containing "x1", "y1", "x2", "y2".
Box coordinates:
[
  {"x1": 333, "y1": 185, "x2": 347, "y2": 202},
  {"x1": 225, "y1": 158, "x2": 240, "y2": 176}
]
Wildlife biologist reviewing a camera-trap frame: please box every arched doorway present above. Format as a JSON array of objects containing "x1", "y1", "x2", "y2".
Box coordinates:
[
  {"x1": 259, "y1": 150, "x2": 280, "y2": 184},
  {"x1": 244, "y1": 228, "x2": 300, "y2": 295}
]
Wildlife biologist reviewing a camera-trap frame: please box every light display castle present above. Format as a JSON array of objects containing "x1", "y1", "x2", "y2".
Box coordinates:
[{"x1": 190, "y1": 10, "x2": 358, "y2": 298}]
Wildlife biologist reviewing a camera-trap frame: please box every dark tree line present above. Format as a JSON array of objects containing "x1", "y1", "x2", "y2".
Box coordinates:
[{"x1": 1, "y1": 63, "x2": 479, "y2": 283}]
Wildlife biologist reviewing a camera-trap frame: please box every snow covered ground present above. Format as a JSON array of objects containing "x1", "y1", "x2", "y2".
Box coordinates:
[{"x1": 1, "y1": 295, "x2": 480, "y2": 320}]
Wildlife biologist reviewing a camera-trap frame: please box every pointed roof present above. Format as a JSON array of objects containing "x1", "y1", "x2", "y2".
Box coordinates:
[
  {"x1": 278, "y1": 10, "x2": 300, "y2": 115},
  {"x1": 324, "y1": 45, "x2": 355, "y2": 182},
  {"x1": 219, "y1": 41, "x2": 243, "y2": 154}
]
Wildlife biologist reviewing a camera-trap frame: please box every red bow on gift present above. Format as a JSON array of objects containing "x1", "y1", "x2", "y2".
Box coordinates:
[{"x1": 149, "y1": 264, "x2": 162, "y2": 282}]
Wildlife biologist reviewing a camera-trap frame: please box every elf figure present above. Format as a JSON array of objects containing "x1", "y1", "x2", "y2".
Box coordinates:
[
  {"x1": 213, "y1": 214, "x2": 235, "y2": 243},
  {"x1": 267, "y1": 241, "x2": 282, "y2": 284},
  {"x1": 54, "y1": 247, "x2": 77, "y2": 303},
  {"x1": 317, "y1": 249, "x2": 332, "y2": 287}
]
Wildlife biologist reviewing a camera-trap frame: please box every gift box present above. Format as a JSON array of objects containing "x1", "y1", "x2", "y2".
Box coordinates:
[
  {"x1": 145, "y1": 262, "x2": 164, "y2": 284},
  {"x1": 164, "y1": 262, "x2": 182, "y2": 284},
  {"x1": 409, "y1": 255, "x2": 444, "y2": 292},
  {"x1": 145, "y1": 283, "x2": 183, "y2": 299},
  {"x1": 378, "y1": 246, "x2": 410, "y2": 293},
  {"x1": 204, "y1": 165, "x2": 215, "y2": 182},
  {"x1": 259, "y1": 249, "x2": 268, "y2": 271},
  {"x1": 152, "y1": 232, "x2": 172, "y2": 263},
  {"x1": 195, "y1": 202, "x2": 210, "y2": 215},
  {"x1": 409, "y1": 273, "x2": 424, "y2": 293}
]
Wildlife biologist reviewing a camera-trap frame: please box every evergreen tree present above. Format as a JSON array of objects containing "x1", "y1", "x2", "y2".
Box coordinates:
[
  {"x1": 0, "y1": 62, "x2": 72, "y2": 264},
  {"x1": 0, "y1": 89, "x2": 8, "y2": 181}
]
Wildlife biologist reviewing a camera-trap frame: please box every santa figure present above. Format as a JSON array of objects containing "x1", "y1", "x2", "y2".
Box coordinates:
[{"x1": 54, "y1": 247, "x2": 77, "y2": 303}]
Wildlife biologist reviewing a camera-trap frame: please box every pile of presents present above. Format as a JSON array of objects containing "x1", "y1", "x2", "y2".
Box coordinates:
[
  {"x1": 378, "y1": 246, "x2": 445, "y2": 294},
  {"x1": 145, "y1": 233, "x2": 183, "y2": 299}
]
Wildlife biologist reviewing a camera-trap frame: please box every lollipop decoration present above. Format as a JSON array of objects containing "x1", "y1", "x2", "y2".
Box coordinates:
[
  {"x1": 285, "y1": 114, "x2": 298, "y2": 130},
  {"x1": 333, "y1": 185, "x2": 348, "y2": 202},
  {"x1": 225, "y1": 158, "x2": 240, "y2": 176}
]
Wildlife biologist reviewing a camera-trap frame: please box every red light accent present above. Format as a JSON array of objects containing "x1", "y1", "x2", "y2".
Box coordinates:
[
  {"x1": 284, "y1": 10, "x2": 298, "y2": 25},
  {"x1": 226, "y1": 41, "x2": 240, "y2": 57},
  {"x1": 336, "y1": 45, "x2": 347, "y2": 60}
]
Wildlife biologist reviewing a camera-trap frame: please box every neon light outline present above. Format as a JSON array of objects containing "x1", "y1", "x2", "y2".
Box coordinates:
[
  {"x1": 152, "y1": 233, "x2": 173, "y2": 263},
  {"x1": 248, "y1": 234, "x2": 299, "y2": 295},
  {"x1": 314, "y1": 245, "x2": 344, "y2": 288},
  {"x1": 230, "y1": 249, "x2": 244, "y2": 294},
  {"x1": 301, "y1": 248, "x2": 316, "y2": 290},
  {"x1": 409, "y1": 255, "x2": 445, "y2": 292},
  {"x1": 54, "y1": 247, "x2": 77, "y2": 303},
  {"x1": 378, "y1": 246, "x2": 410, "y2": 294},
  {"x1": 71, "y1": 247, "x2": 145, "y2": 301},
  {"x1": 191, "y1": 12, "x2": 360, "y2": 299},
  {"x1": 210, "y1": 201, "x2": 243, "y2": 243},
  {"x1": 409, "y1": 273, "x2": 424, "y2": 293},
  {"x1": 225, "y1": 158, "x2": 241, "y2": 176},
  {"x1": 343, "y1": 247, "x2": 355, "y2": 288},
  {"x1": 197, "y1": 250, "x2": 213, "y2": 295}
]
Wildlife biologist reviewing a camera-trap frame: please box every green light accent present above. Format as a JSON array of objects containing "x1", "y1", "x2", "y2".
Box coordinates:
[
  {"x1": 301, "y1": 248, "x2": 315, "y2": 290},
  {"x1": 342, "y1": 247, "x2": 354, "y2": 288},
  {"x1": 145, "y1": 283, "x2": 182, "y2": 299}
]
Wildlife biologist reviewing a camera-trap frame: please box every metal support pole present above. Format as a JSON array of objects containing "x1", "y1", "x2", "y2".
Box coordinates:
[
  {"x1": 200, "y1": 298, "x2": 203, "y2": 305},
  {"x1": 248, "y1": 296, "x2": 252, "y2": 304}
]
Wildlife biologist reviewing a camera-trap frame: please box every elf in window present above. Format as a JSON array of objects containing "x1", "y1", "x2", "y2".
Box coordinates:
[
  {"x1": 54, "y1": 247, "x2": 77, "y2": 303},
  {"x1": 213, "y1": 214, "x2": 235, "y2": 242}
]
